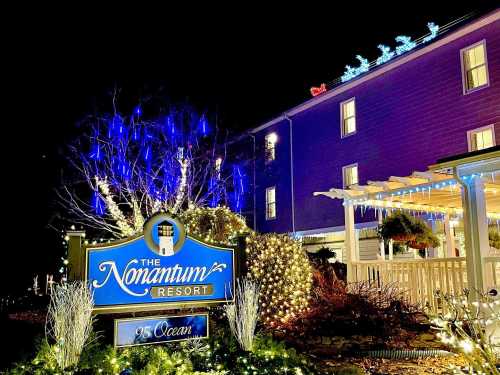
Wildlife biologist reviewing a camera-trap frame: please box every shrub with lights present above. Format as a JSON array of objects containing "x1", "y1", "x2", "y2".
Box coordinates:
[
  {"x1": 180, "y1": 206, "x2": 248, "y2": 246},
  {"x1": 7, "y1": 324, "x2": 330, "y2": 374},
  {"x1": 245, "y1": 233, "x2": 313, "y2": 327},
  {"x1": 431, "y1": 291, "x2": 500, "y2": 375}
]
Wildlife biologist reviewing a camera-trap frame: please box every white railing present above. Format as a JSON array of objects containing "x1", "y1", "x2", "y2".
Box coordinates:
[
  {"x1": 351, "y1": 256, "x2": 500, "y2": 313},
  {"x1": 351, "y1": 258, "x2": 468, "y2": 313},
  {"x1": 484, "y1": 256, "x2": 500, "y2": 288}
]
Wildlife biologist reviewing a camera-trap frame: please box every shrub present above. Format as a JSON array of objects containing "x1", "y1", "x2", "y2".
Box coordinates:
[
  {"x1": 278, "y1": 270, "x2": 424, "y2": 343},
  {"x1": 181, "y1": 206, "x2": 248, "y2": 246},
  {"x1": 45, "y1": 281, "x2": 95, "y2": 372},
  {"x1": 245, "y1": 233, "x2": 313, "y2": 327},
  {"x1": 490, "y1": 229, "x2": 500, "y2": 249},
  {"x1": 7, "y1": 322, "x2": 330, "y2": 374},
  {"x1": 431, "y1": 291, "x2": 500, "y2": 375},
  {"x1": 224, "y1": 278, "x2": 260, "y2": 351}
]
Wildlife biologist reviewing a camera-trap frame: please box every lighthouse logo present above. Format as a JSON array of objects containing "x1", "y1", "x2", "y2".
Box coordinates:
[{"x1": 143, "y1": 214, "x2": 186, "y2": 257}]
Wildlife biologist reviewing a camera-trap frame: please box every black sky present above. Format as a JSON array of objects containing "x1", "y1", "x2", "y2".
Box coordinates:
[{"x1": 3, "y1": 2, "x2": 497, "y2": 292}]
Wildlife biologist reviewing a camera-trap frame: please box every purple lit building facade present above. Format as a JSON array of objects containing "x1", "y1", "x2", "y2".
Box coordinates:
[{"x1": 236, "y1": 10, "x2": 500, "y2": 249}]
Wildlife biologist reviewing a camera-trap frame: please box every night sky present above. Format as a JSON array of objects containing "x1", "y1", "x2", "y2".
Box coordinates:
[{"x1": 4, "y1": 2, "x2": 496, "y2": 293}]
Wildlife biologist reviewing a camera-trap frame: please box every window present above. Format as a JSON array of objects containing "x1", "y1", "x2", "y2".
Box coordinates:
[
  {"x1": 265, "y1": 187, "x2": 276, "y2": 220},
  {"x1": 461, "y1": 40, "x2": 489, "y2": 93},
  {"x1": 343, "y1": 164, "x2": 359, "y2": 188},
  {"x1": 467, "y1": 125, "x2": 495, "y2": 151},
  {"x1": 265, "y1": 133, "x2": 277, "y2": 163},
  {"x1": 341, "y1": 98, "x2": 356, "y2": 137}
]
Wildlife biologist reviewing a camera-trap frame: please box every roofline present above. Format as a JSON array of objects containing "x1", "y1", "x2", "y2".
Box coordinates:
[
  {"x1": 429, "y1": 148, "x2": 500, "y2": 170},
  {"x1": 250, "y1": 9, "x2": 500, "y2": 134}
]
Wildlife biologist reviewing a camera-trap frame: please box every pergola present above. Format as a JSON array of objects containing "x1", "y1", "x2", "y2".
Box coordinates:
[{"x1": 314, "y1": 149, "x2": 500, "y2": 301}]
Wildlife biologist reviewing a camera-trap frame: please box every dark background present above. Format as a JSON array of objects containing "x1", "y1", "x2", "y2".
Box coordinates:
[{"x1": 3, "y1": 2, "x2": 497, "y2": 294}]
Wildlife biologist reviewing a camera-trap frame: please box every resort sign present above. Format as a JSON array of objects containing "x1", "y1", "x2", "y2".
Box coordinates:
[
  {"x1": 85, "y1": 213, "x2": 235, "y2": 313},
  {"x1": 114, "y1": 313, "x2": 208, "y2": 347}
]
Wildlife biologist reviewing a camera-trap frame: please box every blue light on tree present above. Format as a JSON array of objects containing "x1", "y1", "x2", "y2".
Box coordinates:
[
  {"x1": 198, "y1": 114, "x2": 209, "y2": 136},
  {"x1": 61, "y1": 99, "x2": 244, "y2": 238}
]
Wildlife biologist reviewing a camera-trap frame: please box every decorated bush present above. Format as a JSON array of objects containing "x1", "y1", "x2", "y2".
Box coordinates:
[
  {"x1": 245, "y1": 233, "x2": 313, "y2": 327},
  {"x1": 180, "y1": 206, "x2": 248, "y2": 246}
]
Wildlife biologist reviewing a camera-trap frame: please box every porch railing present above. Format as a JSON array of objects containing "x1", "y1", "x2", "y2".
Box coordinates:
[{"x1": 351, "y1": 256, "x2": 500, "y2": 313}]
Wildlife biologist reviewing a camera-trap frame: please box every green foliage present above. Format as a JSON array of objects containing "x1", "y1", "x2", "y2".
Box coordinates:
[
  {"x1": 379, "y1": 212, "x2": 440, "y2": 250},
  {"x1": 180, "y1": 206, "x2": 249, "y2": 246},
  {"x1": 489, "y1": 229, "x2": 500, "y2": 249},
  {"x1": 6, "y1": 323, "x2": 329, "y2": 375},
  {"x1": 379, "y1": 211, "x2": 415, "y2": 242},
  {"x1": 333, "y1": 365, "x2": 365, "y2": 375}
]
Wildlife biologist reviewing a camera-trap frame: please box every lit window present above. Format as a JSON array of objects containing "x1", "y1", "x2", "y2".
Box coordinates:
[
  {"x1": 468, "y1": 125, "x2": 495, "y2": 151},
  {"x1": 265, "y1": 133, "x2": 277, "y2": 163},
  {"x1": 462, "y1": 41, "x2": 489, "y2": 93},
  {"x1": 341, "y1": 98, "x2": 356, "y2": 137},
  {"x1": 265, "y1": 187, "x2": 276, "y2": 220},
  {"x1": 343, "y1": 164, "x2": 359, "y2": 188}
]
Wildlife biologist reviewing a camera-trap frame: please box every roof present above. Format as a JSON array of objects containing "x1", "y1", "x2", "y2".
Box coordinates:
[{"x1": 250, "y1": 9, "x2": 500, "y2": 134}]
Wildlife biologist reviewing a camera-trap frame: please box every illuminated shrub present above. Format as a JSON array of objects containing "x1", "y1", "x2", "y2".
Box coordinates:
[
  {"x1": 181, "y1": 206, "x2": 248, "y2": 246},
  {"x1": 245, "y1": 233, "x2": 312, "y2": 327}
]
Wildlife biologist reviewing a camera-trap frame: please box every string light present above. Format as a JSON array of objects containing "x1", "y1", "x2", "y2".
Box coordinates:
[
  {"x1": 181, "y1": 206, "x2": 247, "y2": 245},
  {"x1": 245, "y1": 233, "x2": 312, "y2": 327}
]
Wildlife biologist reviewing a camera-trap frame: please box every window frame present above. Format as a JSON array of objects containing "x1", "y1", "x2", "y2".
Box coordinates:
[
  {"x1": 342, "y1": 163, "x2": 359, "y2": 189},
  {"x1": 265, "y1": 186, "x2": 276, "y2": 220},
  {"x1": 340, "y1": 97, "x2": 357, "y2": 138},
  {"x1": 467, "y1": 124, "x2": 496, "y2": 152},
  {"x1": 460, "y1": 39, "x2": 490, "y2": 95},
  {"x1": 264, "y1": 133, "x2": 277, "y2": 164}
]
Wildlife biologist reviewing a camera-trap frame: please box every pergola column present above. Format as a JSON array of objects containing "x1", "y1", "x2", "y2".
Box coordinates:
[
  {"x1": 444, "y1": 214, "x2": 456, "y2": 257},
  {"x1": 378, "y1": 209, "x2": 385, "y2": 260},
  {"x1": 344, "y1": 202, "x2": 358, "y2": 282},
  {"x1": 460, "y1": 176, "x2": 490, "y2": 296}
]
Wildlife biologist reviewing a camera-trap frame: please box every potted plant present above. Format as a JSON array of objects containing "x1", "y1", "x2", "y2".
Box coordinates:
[
  {"x1": 379, "y1": 212, "x2": 416, "y2": 242},
  {"x1": 407, "y1": 219, "x2": 440, "y2": 250}
]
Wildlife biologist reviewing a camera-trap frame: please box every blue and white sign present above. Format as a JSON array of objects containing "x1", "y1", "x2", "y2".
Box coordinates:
[
  {"x1": 114, "y1": 314, "x2": 208, "y2": 347},
  {"x1": 86, "y1": 213, "x2": 235, "y2": 312}
]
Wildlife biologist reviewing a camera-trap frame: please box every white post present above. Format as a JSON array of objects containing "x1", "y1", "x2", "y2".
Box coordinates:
[
  {"x1": 344, "y1": 202, "x2": 357, "y2": 282},
  {"x1": 378, "y1": 209, "x2": 385, "y2": 260},
  {"x1": 444, "y1": 214, "x2": 456, "y2": 258},
  {"x1": 460, "y1": 177, "x2": 490, "y2": 297},
  {"x1": 388, "y1": 240, "x2": 394, "y2": 260}
]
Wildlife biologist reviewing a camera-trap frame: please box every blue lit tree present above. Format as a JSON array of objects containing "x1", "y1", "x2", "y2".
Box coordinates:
[{"x1": 60, "y1": 94, "x2": 245, "y2": 238}]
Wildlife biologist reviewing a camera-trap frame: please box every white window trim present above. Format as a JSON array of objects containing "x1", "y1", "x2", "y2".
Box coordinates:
[
  {"x1": 264, "y1": 133, "x2": 277, "y2": 164},
  {"x1": 460, "y1": 39, "x2": 490, "y2": 95},
  {"x1": 342, "y1": 163, "x2": 359, "y2": 189},
  {"x1": 265, "y1": 186, "x2": 276, "y2": 221},
  {"x1": 340, "y1": 97, "x2": 357, "y2": 138},
  {"x1": 467, "y1": 124, "x2": 496, "y2": 152}
]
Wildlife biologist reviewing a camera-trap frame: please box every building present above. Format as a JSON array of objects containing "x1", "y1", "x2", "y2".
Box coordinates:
[{"x1": 235, "y1": 9, "x2": 500, "y2": 261}]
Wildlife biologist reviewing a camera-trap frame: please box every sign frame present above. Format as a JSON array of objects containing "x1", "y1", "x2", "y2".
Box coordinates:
[
  {"x1": 113, "y1": 312, "x2": 209, "y2": 348},
  {"x1": 84, "y1": 213, "x2": 236, "y2": 314}
]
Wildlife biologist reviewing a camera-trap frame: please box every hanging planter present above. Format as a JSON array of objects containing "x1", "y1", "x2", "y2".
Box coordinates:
[
  {"x1": 407, "y1": 240, "x2": 428, "y2": 250},
  {"x1": 392, "y1": 234, "x2": 417, "y2": 242},
  {"x1": 379, "y1": 212, "x2": 416, "y2": 242},
  {"x1": 379, "y1": 212, "x2": 440, "y2": 249}
]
